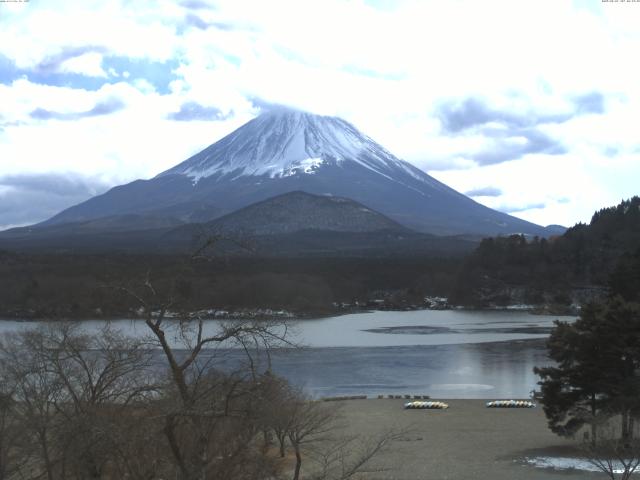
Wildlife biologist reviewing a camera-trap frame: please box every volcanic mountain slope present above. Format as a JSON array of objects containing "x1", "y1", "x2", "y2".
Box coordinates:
[
  {"x1": 0, "y1": 191, "x2": 475, "y2": 256},
  {"x1": 206, "y1": 191, "x2": 408, "y2": 235},
  {"x1": 42, "y1": 107, "x2": 549, "y2": 236},
  {"x1": 160, "y1": 191, "x2": 475, "y2": 257}
]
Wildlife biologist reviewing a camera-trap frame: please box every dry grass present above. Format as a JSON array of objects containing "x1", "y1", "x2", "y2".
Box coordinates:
[{"x1": 333, "y1": 398, "x2": 600, "y2": 480}]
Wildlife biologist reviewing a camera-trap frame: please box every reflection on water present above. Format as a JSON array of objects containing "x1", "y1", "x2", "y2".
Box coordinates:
[
  {"x1": 289, "y1": 339, "x2": 552, "y2": 399},
  {"x1": 190, "y1": 338, "x2": 552, "y2": 399},
  {"x1": 0, "y1": 310, "x2": 571, "y2": 399}
]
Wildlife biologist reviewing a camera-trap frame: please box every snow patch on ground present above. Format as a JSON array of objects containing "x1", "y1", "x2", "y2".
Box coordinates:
[{"x1": 524, "y1": 456, "x2": 640, "y2": 474}]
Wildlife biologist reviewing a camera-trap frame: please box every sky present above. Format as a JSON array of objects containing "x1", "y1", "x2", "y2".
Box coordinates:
[{"x1": 1, "y1": 0, "x2": 639, "y2": 231}]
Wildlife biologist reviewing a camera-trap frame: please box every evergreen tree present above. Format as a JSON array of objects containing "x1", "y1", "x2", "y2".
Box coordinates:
[
  {"x1": 609, "y1": 247, "x2": 640, "y2": 303},
  {"x1": 452, "y1": 196, "x2": 640, "y2": 307},
  {"x1": 535, "y1": 298, "x2": 640, "y2": 445}
]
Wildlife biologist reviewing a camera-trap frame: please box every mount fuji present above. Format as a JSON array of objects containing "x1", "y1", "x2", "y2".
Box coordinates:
[{"x1": 40, "y1": 107, "x2": 549, "y2": 237}]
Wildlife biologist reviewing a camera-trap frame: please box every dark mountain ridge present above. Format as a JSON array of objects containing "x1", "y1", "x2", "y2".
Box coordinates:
[
  {"x1": 206, "y1": 191, "x2": 409, "y2": 235},
  {"x1": 0, "y1": 191, "x2": 476, "y2": 256}
]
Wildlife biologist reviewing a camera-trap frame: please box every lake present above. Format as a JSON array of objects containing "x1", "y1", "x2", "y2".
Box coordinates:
[
  {"x1": 249, "y1": 309, "x2": 571, "y2": 398},
  {"x1": 0, "y1": 310, "x2": 573, "y2": 399}
]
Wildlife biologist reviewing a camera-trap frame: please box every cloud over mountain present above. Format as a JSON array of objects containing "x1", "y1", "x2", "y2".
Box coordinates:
[
  {"x1": 0, "y1": 173, "x2": 111, "y2": 229},
  {"x1": 0, "y1": 0, "x2": 639, "y2": 230},
  {"x1": 167, "y1": 102, "x2": 228, "y2": 121},
  {"x1": 465, "y1": 186, "x2": 503, "y2": 198}
]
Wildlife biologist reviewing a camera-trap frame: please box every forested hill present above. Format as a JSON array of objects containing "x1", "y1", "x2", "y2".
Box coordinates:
[{"x1": 450, "y1": 196, "x2": 640, "y2": 309}]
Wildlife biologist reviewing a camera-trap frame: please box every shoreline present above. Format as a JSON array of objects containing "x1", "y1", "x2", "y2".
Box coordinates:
[{"x1": 0, "y1": 303, "x2": 577, "y2": 322}]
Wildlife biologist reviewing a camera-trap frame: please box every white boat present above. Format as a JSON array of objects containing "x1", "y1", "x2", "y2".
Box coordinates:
[
  {"x1": 486, "y1": 400, "x2": 536, "y2": 408},
  {"x1": 404, "y1": 401, "x2": 449, "y2": 409}
]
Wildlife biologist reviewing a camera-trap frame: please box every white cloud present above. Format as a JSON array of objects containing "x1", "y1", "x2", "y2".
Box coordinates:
[
  {"x1": 0, "y1": 0, "x2": 179, "y2": 68},
  {"x1": 1, "y1": 0, "x2": 639, "y2": 228},
  {"x1": 429, "y1": 152, "x2": 632, "y2": 228},
  {"x1": 58, "y1": 52, "x2": 107, "y2": 77}
]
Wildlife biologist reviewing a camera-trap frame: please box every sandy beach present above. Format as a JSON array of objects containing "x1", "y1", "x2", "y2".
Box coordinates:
[{"x1": 333, "y1": 398, "x2": 602, "y2": 480}]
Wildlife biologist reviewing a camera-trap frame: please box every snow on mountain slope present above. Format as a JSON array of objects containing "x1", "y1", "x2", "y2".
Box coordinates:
[{"x1": 158, "y1": 107, "x2": 439, "y2": 188}]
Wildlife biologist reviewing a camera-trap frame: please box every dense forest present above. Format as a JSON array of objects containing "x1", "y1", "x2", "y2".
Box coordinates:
[
  {"x1": 0, "y1": 252, "x2": 461, "y2": 319},
  {"x1": 1, "y1": 197, "x2": 638, "y2": 319},
  {"x1": 451, "y1": 196, "x2": 640, "y2": 309}
]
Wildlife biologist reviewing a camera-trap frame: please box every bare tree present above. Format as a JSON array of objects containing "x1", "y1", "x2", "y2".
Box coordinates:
[
  {"x1": 106, "y1": 237, "x2": 399, "y2": 480},
  {"x1": 286, "y1": 397, "x2": 340, "y2": 480},
  {"x1": 118, "y1": 262, "x2": 293, "y2": 480},
  {"x1": 0, "y1": 386, "x2": 28, "y2": 479},
  {"x1": 0, "y1": 328, "x2": 67, "y2": 480},
  {"x1": 307, "y1": 429, "x2": 404, "y2": 480},
  {"x1": 0, "y1": 323, "x2": 158, "y2": 480},
  {"x1": 259, "y1": 372, "x2": 296, "y2": 458},
  {"x1": 269, "y1": 384, "x2": 406, "y2": 480},
  {"x1": 0, "y1": 304, "x2": 398, "y2": 480},
  {"x1": 41, "y1": 324, "x2": 156, "y2": 479}
]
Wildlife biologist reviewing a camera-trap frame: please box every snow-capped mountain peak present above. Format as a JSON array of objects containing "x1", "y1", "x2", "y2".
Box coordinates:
[
  {"x1": 41, "y1": 106, "x2": 549, "y2": 237},
  {"x1": 158, "y1": 108, "x2": 415, "y2": 182}
]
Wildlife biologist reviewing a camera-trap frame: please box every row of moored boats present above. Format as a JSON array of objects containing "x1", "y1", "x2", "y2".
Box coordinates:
[{"x1": 404, "y1": 400, "x2": 537, "y2": 410}]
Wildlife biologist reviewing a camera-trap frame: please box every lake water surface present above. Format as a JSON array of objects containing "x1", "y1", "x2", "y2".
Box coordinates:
[{"x1": 0, "y1": 310, "x2": 574, "y2": 399}]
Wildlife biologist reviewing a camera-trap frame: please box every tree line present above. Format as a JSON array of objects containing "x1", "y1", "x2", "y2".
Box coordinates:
[
  {"x1": 0, "y1": 253, "x2": 460, "y2": 320},
  {"x1": 1, "y1": 197, "x2": 639, "y2": 319},
  {"x1": 451, "y1": 196, "x2": 640, "y2": 308}
]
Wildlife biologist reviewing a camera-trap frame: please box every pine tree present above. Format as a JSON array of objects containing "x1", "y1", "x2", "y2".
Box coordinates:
[{"x1": 535, "y1": 298, "x2": 640, "y2": 445}]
